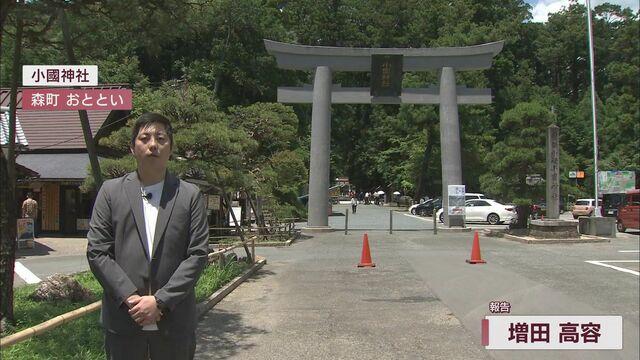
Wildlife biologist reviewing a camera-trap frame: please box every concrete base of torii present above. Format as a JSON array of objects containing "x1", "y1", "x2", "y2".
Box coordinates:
[{"x1": 301, "y1": 226, "x2": 335, "y2": 234}]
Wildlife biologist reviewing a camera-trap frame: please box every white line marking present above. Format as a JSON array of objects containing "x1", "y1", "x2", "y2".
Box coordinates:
[
  {"x1": 14, "y1": 261, "x2": 41, "y2": 284},
  {"x1": 585, "y1": 260, "x2": 639, "y2": 276},
  {"x1": 618, "y1": 250, "x2": 640, "y2": 253}
]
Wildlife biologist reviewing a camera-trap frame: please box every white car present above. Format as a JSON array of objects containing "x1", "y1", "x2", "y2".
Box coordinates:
[
  {"x1": 436, "y1": 199, "x2": 516, "y2": 225},
  {"x1": 572, "y1": 198, "x2": 596, "y2": 218},
  {"x1": 410, "y1": 194, "x2": 483, "y2": 215},
  {"x1": 465, "y1": 193, "x2": 487, "y2": 201}
]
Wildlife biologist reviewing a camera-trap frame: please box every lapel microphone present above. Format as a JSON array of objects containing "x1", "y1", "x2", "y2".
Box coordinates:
[{"x1": 141, "y1": 192, "x2": 153, "y2": 200}]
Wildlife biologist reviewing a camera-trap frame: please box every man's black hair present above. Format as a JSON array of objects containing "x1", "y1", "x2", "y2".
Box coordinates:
[{"x1": 130, "y1": 112, "x2": 173, "y2": 149}]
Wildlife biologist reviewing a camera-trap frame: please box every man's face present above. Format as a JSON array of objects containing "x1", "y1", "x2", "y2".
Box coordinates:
[{"x1": 130, "y1": 122, "x2": 172, "y2": 168}]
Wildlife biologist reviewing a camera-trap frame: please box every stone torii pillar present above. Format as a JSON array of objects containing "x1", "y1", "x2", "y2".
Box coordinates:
[
  {"x1": 308, "y1": 66, "x2": 332, "y2": 228},
  {"x1": 439, "y1": 67, "x2": 464, "y2": 227},
  {"x1": 265, "y1": 40, "x2": 503, "y2": 230}
]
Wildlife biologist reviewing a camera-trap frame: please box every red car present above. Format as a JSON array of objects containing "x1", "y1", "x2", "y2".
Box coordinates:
[{"x1": 617, "y1": 189, "x2": 640, "y2": 233}]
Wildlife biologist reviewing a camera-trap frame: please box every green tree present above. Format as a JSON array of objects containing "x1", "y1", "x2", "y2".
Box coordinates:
[
  {"x1": 535, "y1": 3, "x2": 590, "y2": 102},
  {"x1": 93, "y1": 83, "x2": 307, "y2": 217},
  {"x1": 480, "y1": 101, "x2": 578, "y2": 203}
]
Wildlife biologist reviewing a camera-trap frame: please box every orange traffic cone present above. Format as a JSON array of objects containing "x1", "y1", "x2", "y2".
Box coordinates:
[
  {"x1": 358, "y1": 233, "x2": 376, "y2": 267},
  {"x1": 466, "y1": 231, "x2": 486, "y2": 264}
]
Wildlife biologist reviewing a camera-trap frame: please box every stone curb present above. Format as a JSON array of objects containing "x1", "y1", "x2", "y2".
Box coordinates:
[
  {"x1": 301, "y1": 227, "x2": 335, "y2": 234},
  {"x1": 215, "y1": 237, "x2": 296, "y2": 249},
  {"x1": 197, "y1": 257, "x2": 267, "y2": 318},
  {"x1": 436, "y1": 227, "x2": 473, "y2": 233},
  {"x1": 252, "y1": 237, "x2": 295, "y2": 247},
  {"x1": 501, "y1": 233, "x2": 610, "y2": 244}
]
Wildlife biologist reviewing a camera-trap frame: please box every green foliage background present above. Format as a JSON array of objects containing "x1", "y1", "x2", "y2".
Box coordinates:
[{"x1": 2, "y1": 0, "x2": 638, "y2": 206}]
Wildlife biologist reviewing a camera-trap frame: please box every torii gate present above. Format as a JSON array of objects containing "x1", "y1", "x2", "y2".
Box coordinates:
[{"x1": 264, "y1": 39, "x2": 504, "y2": 230}]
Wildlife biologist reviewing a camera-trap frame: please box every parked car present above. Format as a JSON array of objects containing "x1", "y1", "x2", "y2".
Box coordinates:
[
  {"x1": 465, "y1": 193, "x2": 487, "y2": 201},
  {"x1": 436, "y1": 199, "x2": 516, "y2": 225},
  {"x1": 616, "y1": 189, "x2": 640, "y2": 233},
  {"x1": 419, "y1": 194, "x2": 489, "y2": 217},
  {"x1": 572, "y1": 199, "x2": 596, "y2": 219},
  {"x1": 409, "y1": 199, "x2": 430, "y2": 215},
  {"x1": 415, "y1": 198, "x2": 442, "y2": 217}
]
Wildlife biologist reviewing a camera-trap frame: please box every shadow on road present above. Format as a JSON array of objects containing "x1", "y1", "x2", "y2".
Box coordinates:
[
  {"x1": 197, "y1": 309, "x2": 268, "y2": 359},
  {"x1": 16, "y1": 241, "x2": 55, "y2": 258}
]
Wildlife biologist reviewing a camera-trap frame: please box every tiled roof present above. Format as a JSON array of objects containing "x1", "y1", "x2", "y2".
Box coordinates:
[
  {"x1": 0, "y1": 86, "x2": 128, "y2": 150},
  {"x1": 16, "y1": 153, "x2": 105, "y2": 180},
  {"x1": 16, "y1": 110, "x2": 112, "y2": 150},
  {"x1": 0, "y1": 109, "x2": 28, "y2": 146}
]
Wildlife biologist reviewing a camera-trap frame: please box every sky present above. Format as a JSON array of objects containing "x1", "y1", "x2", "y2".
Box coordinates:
[{"x1": 525, "y1": 0, "x2": 639, "y2": 22}]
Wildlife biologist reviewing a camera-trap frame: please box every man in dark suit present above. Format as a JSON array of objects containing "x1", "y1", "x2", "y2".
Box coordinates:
[{"x1": 87, "y1": 112, "x2": 209, "y2": 359}]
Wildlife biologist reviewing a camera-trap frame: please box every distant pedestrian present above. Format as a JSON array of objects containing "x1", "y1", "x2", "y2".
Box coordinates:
[
  {"x1": 365, "y1": 192, "x2": 370, "y2": 205},
  {"x1": 351, "y1": 197, "x2": 358, "y2": 214},
  {"x1": 22, "y1": 192, "x2": 38, "y2": 237}
]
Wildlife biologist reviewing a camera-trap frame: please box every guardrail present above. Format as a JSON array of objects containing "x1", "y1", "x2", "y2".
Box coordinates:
[{"x1": 209, "y1": 218, "x2": 299, "y2": 243}]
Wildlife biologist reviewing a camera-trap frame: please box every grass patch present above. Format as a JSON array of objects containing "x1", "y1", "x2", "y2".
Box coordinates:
[
  {"x1": 3, "y1": 272, "x2": 102, "y2": 336},
  {"x1": 2, "y1": 272, "x2": 104, "y2": 360},
  {"x1": 1, "y1": 260, "x2": 249, "y2": 359},
  {"x1": 195, "y1": 261, "x2": 248, "y2": 303}
]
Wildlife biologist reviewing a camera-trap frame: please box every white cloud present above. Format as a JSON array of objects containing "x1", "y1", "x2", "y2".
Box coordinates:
[{"x1": 529, "y1": 0, "x2": 639, "y2": 23}]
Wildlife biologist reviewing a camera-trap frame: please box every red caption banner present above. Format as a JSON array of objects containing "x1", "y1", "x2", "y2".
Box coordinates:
[{"x1": 22, "y1": 89, "x2": 132, "y2": 111}]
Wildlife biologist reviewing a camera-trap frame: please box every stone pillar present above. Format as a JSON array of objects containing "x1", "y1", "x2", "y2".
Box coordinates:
[
  {"x1": 439, "y1": 67, "x2": 464, "y2": 227},
  {"x1": 307, "y1": 66, "x2": 332, "y2": 229},
  {"x1": 546, "y1": 125, "x2": 560, "y2": 219}
]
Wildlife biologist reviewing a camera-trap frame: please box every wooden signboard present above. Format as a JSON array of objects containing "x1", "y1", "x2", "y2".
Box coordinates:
[{"x1": 17, "y1": 218, "x2": 35, "y2": 249}]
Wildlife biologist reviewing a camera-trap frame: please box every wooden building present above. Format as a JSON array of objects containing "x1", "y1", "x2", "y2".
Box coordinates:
[{"x1": 1, "y1": 87, "x2": 129, "y2": 235}]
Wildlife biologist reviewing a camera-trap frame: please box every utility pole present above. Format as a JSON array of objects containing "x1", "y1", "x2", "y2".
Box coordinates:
[{"x1": 585, "y1": 0, "x2": 601, "y2": 216}]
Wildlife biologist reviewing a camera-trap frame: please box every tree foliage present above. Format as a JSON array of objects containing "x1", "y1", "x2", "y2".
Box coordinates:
[
  {"x1": 1, "y1": 0, "x2": 637, "y2": 206},
  {"x1": 89, "y1": 82, "x2": 307, "y2": 216}
]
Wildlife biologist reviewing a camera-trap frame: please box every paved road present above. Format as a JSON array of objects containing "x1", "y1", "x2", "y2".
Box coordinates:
[
  {"x1": 318, "y1": 203, "x2": 514, "y2": 232},
  {"x1": 196, "y1": 205, "x2": 639, "y2": 360},
  {"x1": 11, "y1": 207, "x2": 639, "y2": 359},
  {"x1": 13, "y1": 237, "x2": 88, "y2": 287}
]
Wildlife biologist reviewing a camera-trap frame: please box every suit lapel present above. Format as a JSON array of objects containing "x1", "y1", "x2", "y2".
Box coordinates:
[
  {"x1": 124, "y1": 172, "x2": 151, "y2": 260},
  {"x1": 151, "y1": 172, "x2": 179, "y2": 258}
]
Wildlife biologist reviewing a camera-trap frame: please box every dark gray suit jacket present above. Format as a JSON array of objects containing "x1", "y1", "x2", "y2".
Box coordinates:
[{"x1": 87, "y1": 171, "x2": 209, "y2": 337}]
